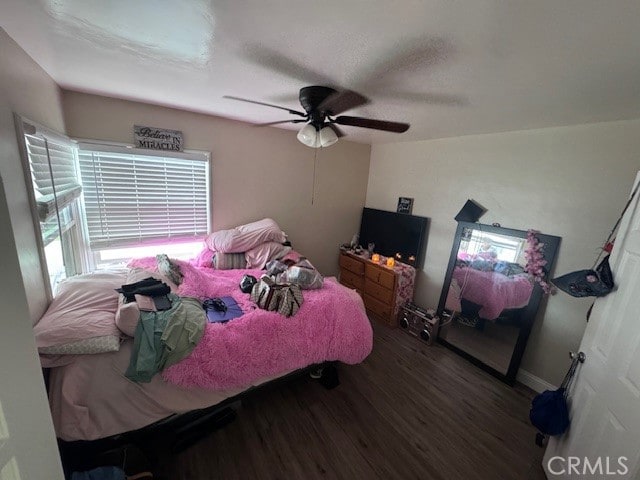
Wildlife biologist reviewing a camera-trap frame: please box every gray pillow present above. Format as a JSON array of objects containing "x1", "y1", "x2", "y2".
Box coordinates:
[{"x1": 213, "y1": 252, "x2": 247, "y2": 270}]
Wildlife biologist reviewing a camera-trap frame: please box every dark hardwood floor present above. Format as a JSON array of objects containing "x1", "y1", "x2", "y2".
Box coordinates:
[{"x1": 160, "y1": 320, "x2": 547, "y2": 479}]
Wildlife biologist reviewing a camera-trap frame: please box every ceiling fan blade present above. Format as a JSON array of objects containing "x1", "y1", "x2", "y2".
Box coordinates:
[
  {"x1": 326, "y1": 123, "x2": 346, "y2": 138},
  {"x1": 253, "y1": 119, "x2": 306, "y2": 127},
  {"x1": 379, "y1": 91, "x2": 468, "y2": 106},
  {"x1": 240, "y1": 45, "x2": 336, "y2": 86},
  {"x1": 353, "y1": 36, "x2": 454, "y2": 88},
  {"x1": 223, "y1": 95, "x2": 306, "y2": 117},
  {"x1": 334, "y1": 116, "x2": 410, "y2": 133},
  {"x1": 317, "y1": 90, "x2": 370, "y2": 115}
]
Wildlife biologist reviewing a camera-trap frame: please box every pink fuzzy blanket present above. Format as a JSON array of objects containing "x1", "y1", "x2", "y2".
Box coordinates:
[
  {"x1": 129, "y1": 258, "x2": 373, "y2": 390},
  {"x1": 453, "y1": 266, "x2": 533, "y2": 320}
]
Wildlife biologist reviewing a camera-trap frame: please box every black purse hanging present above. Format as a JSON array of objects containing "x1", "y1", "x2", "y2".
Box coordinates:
[
  {"x1": 552, "y1": 181, "x2": 640, "y2": 298},
  {"x1": 552, "y1": 255, "x2": 614, "y2": 298}
]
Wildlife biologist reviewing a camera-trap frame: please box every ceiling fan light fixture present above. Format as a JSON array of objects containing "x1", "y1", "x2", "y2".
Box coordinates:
[
  {"x1": 319, "y1": 126, "x2": 338, "y2": 147},
  {"x1": 225, "y1": 86, "x2": 410, "y2": 146},
  {"x1": 297, "y1": 123, "x2": 319, "y2": 148}
]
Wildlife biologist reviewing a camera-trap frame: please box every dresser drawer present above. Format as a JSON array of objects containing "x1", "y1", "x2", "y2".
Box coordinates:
[
  {"x1": 340, "y1": 268, "x2": 364, "y2": 291},
  {"x1": 364, "y1": 279, "x2": 393, "y2": 305},
  {"x1": 365, "y1": 264, "x2": 395, "y2": 290},
  {"x1": 364, "y1": 294, "x2": 393, "y2": 321},
  {"x1": 339, "y1": 253, "x2": 365, "y2": 275}
]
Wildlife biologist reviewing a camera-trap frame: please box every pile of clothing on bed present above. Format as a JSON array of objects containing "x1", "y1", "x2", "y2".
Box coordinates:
[
  {"x1": 33, "y1": 262, "x2": 198, "y2": 376},
  {"x1": 116, "y1": 273, "x2": 205, "y2": 384}
]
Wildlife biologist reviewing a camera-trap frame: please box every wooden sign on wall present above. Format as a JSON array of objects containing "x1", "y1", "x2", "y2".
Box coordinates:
[{"x1": 134, "y1": 125, "x2": 183, "y2": 152}]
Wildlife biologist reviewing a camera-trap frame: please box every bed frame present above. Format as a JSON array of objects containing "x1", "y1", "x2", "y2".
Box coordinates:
[{"x1": 57, "y1": 362, "x2": 339, "y2": 477}]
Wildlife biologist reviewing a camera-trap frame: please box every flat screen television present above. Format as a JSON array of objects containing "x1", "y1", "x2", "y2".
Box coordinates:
[{"x1": 358, "y1": 207, "x2": 429, "y2": 268}]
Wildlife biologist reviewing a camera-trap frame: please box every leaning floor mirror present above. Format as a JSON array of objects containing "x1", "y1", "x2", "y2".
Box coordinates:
[{"x1": 436, "y1": 222, "x2": 561, "y2": 385}]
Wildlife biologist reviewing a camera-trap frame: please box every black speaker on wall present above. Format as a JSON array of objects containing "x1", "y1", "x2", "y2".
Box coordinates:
[{"x1": 454, "y1": 199, "x2": 486, "y2": 223}]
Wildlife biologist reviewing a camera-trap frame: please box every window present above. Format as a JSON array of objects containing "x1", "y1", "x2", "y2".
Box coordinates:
[
  {"x1": 20, "y1": 121, "x2": 83, "y2": 294},
  {"x1": 18, "y1": 120, "x2": 211, "y2": 290},
  {"x1": 465, "y1": 230, "x2": 525, "y2": 263},
  {"x1": 77, "y1": 143, "x2": 210, "y2": 268}
]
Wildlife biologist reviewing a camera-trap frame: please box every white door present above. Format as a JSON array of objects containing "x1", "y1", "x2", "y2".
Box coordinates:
[
  {"x1": 0, "y1": 177, "x2": 64, "y2": 480},
  {"x1": 543, "y1": 173, "x2": 640, "y2": 479}
]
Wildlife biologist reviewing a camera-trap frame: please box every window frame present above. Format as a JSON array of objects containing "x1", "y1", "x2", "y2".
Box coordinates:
[
  {"x1": 74, "y1": 138, "x2": 212, "y2": 271},
  {"x1": 14, "y1": 115, "x2": 85, "y2": 299}
]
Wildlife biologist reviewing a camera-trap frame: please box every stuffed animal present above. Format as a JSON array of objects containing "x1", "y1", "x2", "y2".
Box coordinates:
[{"x1": 156, "y1": 254, "x2": 184, "y2": 286}]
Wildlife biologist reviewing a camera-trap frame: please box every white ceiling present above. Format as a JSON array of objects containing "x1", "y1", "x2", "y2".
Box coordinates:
[{"x1": 2, "y1": 0, "x2": 640, "y2": 144}]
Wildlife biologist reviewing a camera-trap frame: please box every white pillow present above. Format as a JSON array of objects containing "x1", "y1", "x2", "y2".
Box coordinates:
[
  {"x1": 205, "y1": 218, "x2": 286, "y2": 253},
  {"x1": 245, "y1": 242, "x2": 292, "y2": 269},
  {"x1": 34, "y1": 271, "x2": 127, "y2": 354}
]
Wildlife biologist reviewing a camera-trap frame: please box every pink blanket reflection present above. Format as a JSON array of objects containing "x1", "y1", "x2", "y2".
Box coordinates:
[{"x1": 452, "y1": 266, "x2": 533, "y2": 320}]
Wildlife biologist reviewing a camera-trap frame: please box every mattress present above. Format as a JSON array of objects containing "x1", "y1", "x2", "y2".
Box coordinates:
[{"x1": 48, "y1": 340, "x2": 290, "y2": 441}]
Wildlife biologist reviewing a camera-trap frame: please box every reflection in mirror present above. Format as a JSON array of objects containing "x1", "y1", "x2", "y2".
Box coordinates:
[{"x1": 437, "y1": 223, "x2": 561, "y2": 384}]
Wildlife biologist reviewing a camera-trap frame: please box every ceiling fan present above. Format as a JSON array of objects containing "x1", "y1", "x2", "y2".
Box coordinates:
[{"x1": 224, "y1": 86, "x2": 410, "y2": 148}]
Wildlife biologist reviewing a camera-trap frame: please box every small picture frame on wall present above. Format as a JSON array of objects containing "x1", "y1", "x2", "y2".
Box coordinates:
[{"x1": 397, "y1": 197, "x2": 414, "y2": 214}]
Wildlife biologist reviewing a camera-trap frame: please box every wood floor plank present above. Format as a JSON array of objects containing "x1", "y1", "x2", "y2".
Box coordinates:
[{"x1": 160, "y1": 320, "x2": 547, "y2": 479}]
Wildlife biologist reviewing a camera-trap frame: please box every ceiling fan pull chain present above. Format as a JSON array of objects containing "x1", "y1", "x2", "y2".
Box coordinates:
[{"x1": 312, "y1": 148, "x2": 318, "y2": 206}]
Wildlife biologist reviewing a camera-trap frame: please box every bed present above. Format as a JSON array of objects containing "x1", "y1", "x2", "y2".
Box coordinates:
[
  {"x1": 36, "y1": 221, "x2": 373, "y2": 454},
  {"x1": 41, "y1": 260, "x2": 372, "y2": 445},
  {"x1": 449, "y1": 254, "x2": 534, "y2": 321}
]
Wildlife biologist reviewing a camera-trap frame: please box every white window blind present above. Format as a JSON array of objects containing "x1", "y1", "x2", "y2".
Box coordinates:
[
  {"x1": 24, "y1": 132, "x2": 82, "y2": 222},
  {"x1": 77, "y1": 145, "x2": 210, "y2": 249}
]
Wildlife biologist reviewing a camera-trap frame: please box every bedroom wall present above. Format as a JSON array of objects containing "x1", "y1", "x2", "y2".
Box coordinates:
[
  {"x1": 0, "y1": 28, "x2": 65, "y2": 478},
  {"x1": 61, "y1": 91, "x2": 371, "y2": 277},
  {"x1": 367, "y1": 119, "x2": 640, "y2": 387}
]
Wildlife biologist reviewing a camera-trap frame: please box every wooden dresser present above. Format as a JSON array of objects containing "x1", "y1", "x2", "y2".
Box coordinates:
[{"x1": 338, "y1": 251, "x2": 416, "y2": 327}]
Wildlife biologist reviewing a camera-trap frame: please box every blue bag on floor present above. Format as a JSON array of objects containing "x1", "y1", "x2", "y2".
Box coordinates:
[
  {"x1": 529, "y1": 388, "x2": 570, "y2": 436},
  {"x1": 530, "y1": 352, "x2": 583, "y2": 446}
]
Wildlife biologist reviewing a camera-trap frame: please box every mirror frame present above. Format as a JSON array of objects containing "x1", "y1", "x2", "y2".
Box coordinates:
[{"x1": 436, "y1": 221, "x2": 561, "y2": 385}]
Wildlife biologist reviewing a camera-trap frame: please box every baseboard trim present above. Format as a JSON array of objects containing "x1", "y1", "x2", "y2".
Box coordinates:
[{"x1": 516, "y1": 369, "x2": 557, "y2": 393}]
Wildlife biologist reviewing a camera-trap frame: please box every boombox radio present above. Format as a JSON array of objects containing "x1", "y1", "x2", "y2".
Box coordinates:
[{"x1": 398, "y1": 303, "x2": 439, "y2": 345}]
